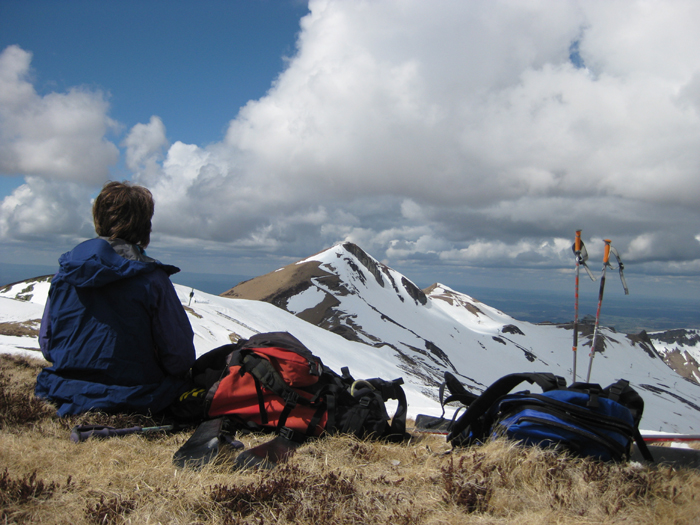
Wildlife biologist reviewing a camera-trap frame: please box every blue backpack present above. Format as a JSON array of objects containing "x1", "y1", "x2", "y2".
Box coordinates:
[{"x1": 445, "y1": 372, "x2": 654, "y2": 462}]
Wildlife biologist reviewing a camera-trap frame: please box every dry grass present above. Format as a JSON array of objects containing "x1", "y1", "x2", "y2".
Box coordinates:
[
  {"x1": 0, "y1": 320, "x2": 41, "y2": 338},
  {"x1": 2, "y1": 354, "x2": 700, "y2": 525}
]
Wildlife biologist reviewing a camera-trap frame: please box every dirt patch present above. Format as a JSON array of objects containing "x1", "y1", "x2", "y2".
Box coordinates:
[{"x1": 183, "y1": 306, "x2": 202, "y2": 318}]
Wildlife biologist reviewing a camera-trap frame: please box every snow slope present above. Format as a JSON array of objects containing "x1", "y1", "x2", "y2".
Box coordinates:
[
  {"x1": 0, "y1": 278, "x2": 439, "y2": 417},
  {"x1": 2, "y1": 247, "x2": 700, "y2": 434},
  {"x1": 0, "y1": 277, "x2": 51, "y2": 356}
]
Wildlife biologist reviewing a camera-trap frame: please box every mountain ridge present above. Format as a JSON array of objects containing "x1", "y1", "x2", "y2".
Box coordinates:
[
  {"x1": 220, "y1": 242, "x2": 700, "y2": 433},
  {"x1": 1, "y1": 242, "x2": 699, "y2": 433}
]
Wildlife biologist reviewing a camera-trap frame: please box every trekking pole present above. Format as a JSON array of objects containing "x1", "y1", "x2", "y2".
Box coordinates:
[
  {"x1": 586, "y1": 239, "x2": 628, "y2": 382},
  {"x1": 571, "y1": 230, "x2": 595, "y2": 382},
  {"x1": 70, "y1": 424, "x2": 175, "y2": 443},
  {"x1": 586, "y1": 240, "x2": 610, "y2": 383}
]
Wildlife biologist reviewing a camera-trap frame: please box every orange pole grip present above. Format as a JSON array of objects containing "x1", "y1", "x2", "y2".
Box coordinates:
[{"x1": 603, "y1": 239, "x2": 611, "y2": 264}]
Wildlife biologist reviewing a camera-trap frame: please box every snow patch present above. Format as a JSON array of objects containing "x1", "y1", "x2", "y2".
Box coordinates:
[{"x1": 286, "y1": 286, "x2": 326, "y2": 314}]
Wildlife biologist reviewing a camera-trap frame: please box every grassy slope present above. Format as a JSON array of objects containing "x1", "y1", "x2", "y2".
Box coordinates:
[{"x1": 1, "y1": 354, "x2": 700, "y2": 525}]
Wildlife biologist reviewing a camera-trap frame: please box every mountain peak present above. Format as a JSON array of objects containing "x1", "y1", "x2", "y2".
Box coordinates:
[
  {"x1": 222, "y1": 243, "x2": 531, "y2": 387},
  {"x1": 216, "y1": 243, "x2": 700, "y2": 431},
  {"x1": 338, "y1": 242, "x2": 386, "y2": 288}
]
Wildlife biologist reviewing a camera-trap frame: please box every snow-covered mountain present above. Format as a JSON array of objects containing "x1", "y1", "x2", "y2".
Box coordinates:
[
  {"x1": 2, "y1": 242, "x2": 700, "y2": 434},
  {"x1": 222, "y1": 242, "x2": 700, "y2": 434}
]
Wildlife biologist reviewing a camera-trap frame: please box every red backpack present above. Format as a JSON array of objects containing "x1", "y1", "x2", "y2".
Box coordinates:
[{"x1": 187, "y1": 332, "x2": 407, "y2": 442}]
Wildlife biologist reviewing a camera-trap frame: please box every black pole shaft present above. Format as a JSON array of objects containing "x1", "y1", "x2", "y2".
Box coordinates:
[{"x1": 586, "y1": 267, "x2": 607, "y2": 382}]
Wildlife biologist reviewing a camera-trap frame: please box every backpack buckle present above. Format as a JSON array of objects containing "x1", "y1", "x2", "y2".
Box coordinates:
[
  {"x1": 279, "y1": 426, "x2": 295, "y2": 441},
  {"x1": 282, "y1": 390, "x2": 299, "y2": 408},
  {"x1": 586, "y1": 385, "x2": 601, "y2": 408}
]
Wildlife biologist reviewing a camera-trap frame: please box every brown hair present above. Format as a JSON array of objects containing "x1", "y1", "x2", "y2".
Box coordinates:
[{"x1": 93, "y1": 181, "x2": 154, "y2": 248}]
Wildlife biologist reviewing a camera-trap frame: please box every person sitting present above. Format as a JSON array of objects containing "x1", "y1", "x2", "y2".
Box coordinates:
[{"x1": 35, "y1": 181, "x2": 196, "y2": 416}]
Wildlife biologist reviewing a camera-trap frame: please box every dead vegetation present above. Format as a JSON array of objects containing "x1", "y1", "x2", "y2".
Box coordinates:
[
  {"x1": 0, "y1": 320, "x2": 41, "y2": 338},
  {"x1": 1, "y1": 353, "x2": 700, "y2": 524}
]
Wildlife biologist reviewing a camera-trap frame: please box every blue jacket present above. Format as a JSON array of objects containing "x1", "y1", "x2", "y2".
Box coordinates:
[{"x1": 36, "y1": 238, "x2": 196, "y2": 416}]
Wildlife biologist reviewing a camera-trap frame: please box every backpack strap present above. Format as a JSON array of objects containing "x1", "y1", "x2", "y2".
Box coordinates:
[
  {"x1": 603, "y1": 380, "x2": 654, "y2": 462},
  {"x1": 603, "y1": 379, "x2": 645, "y2": 425},
  {"x1": 570, "y1": 382, "x2": 603, "y2": 408},
  {"x1": 341, "y1": 394, "x2": 377, "y2": 436},
  {"x1": 439, "y1": 372, "x2": 479, "y2": 417},
  {"x1": 173, "y1": 417, "x2": 244, "y2": 470},
  {"x1": 239, "y1": 351, "x2": 316, "y2": 432},
  {"x1": 339, "y1": 377, "x2": 408, "y2": 442},
  {"x1": 366, "y1": 377, "x2": 408, "y2": 439},
  {"x1": 381, "y1": 378, "x2": 408, "y2": 440},
  {"x1": 447, "y1": 372, "x2": 565, "y2": 445},
  {"x1": 631, "y1": 427, "x2": 654, "y2": 462}
]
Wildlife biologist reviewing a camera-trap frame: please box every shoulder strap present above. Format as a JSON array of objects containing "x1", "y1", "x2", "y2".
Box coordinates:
[
  {"x1": 440, "y1": 372, "x2": 479, "y2": 415},
  {"x1": 234, "y1": 427, "x2": 303, "y2": 471},
  {"x1": 603, "y1": 379, "x2": 645, "y2": 424},
  {"x1": 447, "y1": 372, "x2": 565, "y2": 445},
  {"x1": 173, "y1": 417, "x2": 244, "y2": 470},
  {"x1": 239, "y1": 351, "x2": 319, "y2": 431},
  {"x1": 603, "y1": 379, "x2": 653, "y2": 462},
  {"x1": 340, "y1": 376, "x2": 408, "y2": 442},
  {"x1": 380, "y1": 378, "x2": 408, "y2": 440}
]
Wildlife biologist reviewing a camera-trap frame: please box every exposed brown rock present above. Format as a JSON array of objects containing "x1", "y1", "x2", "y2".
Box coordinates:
[
  {"x1": 662, "y1": 349, "x2": 700, "y2": 384},
  {"x1": 222, "y1": 259, "x2": 333, "y2": 302}
]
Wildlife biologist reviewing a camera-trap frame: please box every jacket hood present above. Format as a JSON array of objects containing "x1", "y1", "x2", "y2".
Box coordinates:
[{"x1": 57, "y1": 238, "x2": 180, "y2": 288}]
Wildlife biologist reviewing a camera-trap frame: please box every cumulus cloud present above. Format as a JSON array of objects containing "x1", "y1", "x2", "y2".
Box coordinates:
[
  {"x1": 141, "y1": 0, "x2": 700, "y2": 275},
  {"x1": 123, "y1": 115, "x2": 168, "y2": 176},
  {"x1": 0, "y1": 45, "x2": 119, "y2": 183},
  {"x1": 0, "y1": 177, "x2": 94, "y2": 241},
  {"x1": 3, "y1": 1, "x2": 700, "y2": 286}
]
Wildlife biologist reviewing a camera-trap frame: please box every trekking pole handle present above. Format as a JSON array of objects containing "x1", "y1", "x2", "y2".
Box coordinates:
[
  {"x1": 603, "y1": 239, "x2": 612, "y2": 265},
  {"x1": 574, "y1": 230, "x2": 582, "y2": 253}
]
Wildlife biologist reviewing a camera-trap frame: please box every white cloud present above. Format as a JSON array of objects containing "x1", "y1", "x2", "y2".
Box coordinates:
[
  {"x1": 0, "y1": 45, "x2": 119, "y2": 183},
  {"x1": 626, "y1": 231, "x2": 700, "y2": 263},
  {"x1": 123, "y1": 115, "x2": 168, "y2": 175},
  {"x1": 0, "y1": 177, "x2": 94, "y2": 241},
  {"x1": 400, "y1": 199, "x2": 424, "y2": 221},
  {"x1": 140, "y1": 0, "x2": 700, "y2": 275},
  {"x1": 3, "y1": 1, "x2": 700, "y2": 286}
]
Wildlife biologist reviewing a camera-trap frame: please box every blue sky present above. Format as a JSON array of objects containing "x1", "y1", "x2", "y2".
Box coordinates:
[
  {"x1": 1, "y1": 0, "x2": 700, "y2": 313},
  {"x1": 0, "y1": 0, "x2": 308, "y2": 188}
]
